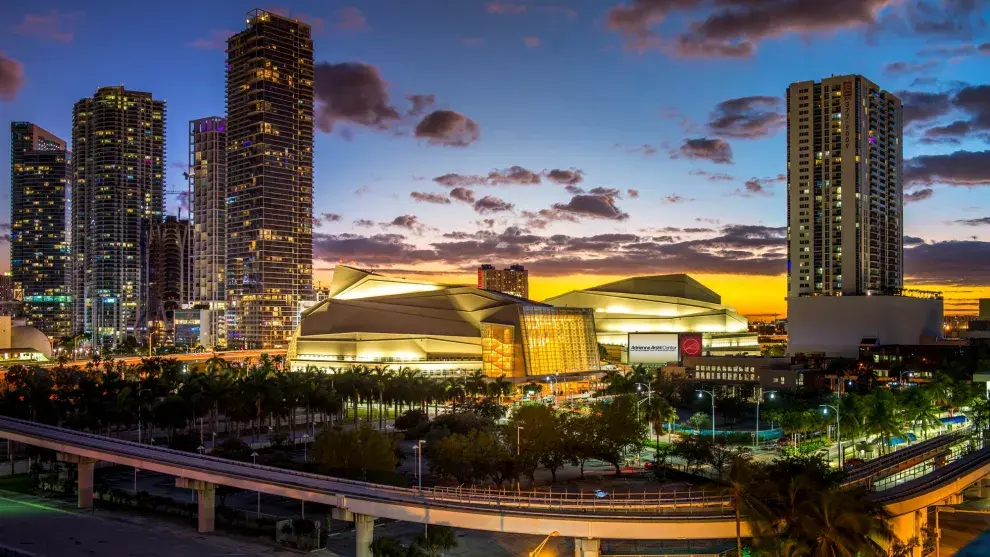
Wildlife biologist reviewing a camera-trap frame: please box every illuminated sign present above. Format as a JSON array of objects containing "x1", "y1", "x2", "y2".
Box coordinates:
[
  {"x1": 680, "y1": 333, "x2": 703, "y2": 359},
  {"x1": 628, "y1": 333, "x2": 679, "y2": 364},
  {"x1": 842, "y1": 81, "x2": 852, "y2": 150}
]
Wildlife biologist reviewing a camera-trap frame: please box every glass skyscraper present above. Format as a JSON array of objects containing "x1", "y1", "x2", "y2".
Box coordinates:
[
  {"x1": 226, "y1": 9, "x2": 314, "y2": 349},
  {"x1": 72, "y1": 86, "x2": 166, "y2": 348},
  {"x1": 9, "y1": 122, "x2": 72, "y2": 340}
]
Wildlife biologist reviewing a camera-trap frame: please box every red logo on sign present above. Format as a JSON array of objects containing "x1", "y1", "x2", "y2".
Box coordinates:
[{"x1": 680, "y1": 334, "x2": 702, "y2": 358}]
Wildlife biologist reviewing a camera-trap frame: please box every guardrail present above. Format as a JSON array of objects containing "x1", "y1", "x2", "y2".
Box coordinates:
[
  {"x1": 0, "y1": 416, "x2": 980, "y2": 518},
  {"x1": 844, "y1": 427, "x2": 972, "y2": 487}
]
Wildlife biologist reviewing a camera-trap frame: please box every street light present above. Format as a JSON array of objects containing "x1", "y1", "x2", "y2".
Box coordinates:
[
  {"x1": 820, "y1": 404, "x2": 842, "y2": 468},
  {"x1": 301, "y1": 433, "x2": 310, "y2": 462},
  {"x1": 696, "y1": 390, "x2": 716, "y2": 442},
  {"x1": 251, "y1": 451, "x2": 260, "y2": 518},
  {"x1": 755, "y1": 389, "x2": 777, "y2": 449},
  {"x1": 635, "y1": 382, "x2": 653, "y2": 403},
  {"x1": 516, "y1": 426, "x2": 524, "y2": 456},
  {"x1": 412, "y1": 439, "x2": 425, "y2": 492},
  {"x1": 528, "y1": 531, "x2": 559, "y2": 557},
  {"x1": 898, "y1": 370, "x2": 914, "y2": 388}
]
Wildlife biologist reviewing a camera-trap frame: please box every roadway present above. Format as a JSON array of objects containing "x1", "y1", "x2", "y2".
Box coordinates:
[
  {"x1": 50, "y1": 349, "x2": 285, "y2": 369},
  {"x1": 0, "y1": 416, "x2": 986, "y2": 544}
]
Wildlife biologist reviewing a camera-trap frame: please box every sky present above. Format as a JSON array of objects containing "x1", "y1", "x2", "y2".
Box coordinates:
[{"x1": 1, "y1": 0, "x2": 989, "y2": 317}]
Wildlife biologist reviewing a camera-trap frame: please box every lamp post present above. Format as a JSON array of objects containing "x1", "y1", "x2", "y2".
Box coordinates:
[
  {"x1": 755, "y1": 389, "x2": 777, "y2": 449},
  {"x1": 820, "y1": 404, "x2": 842, "y2": 468},
  {"x1": 251, "y1": 451, "x2": 260, "y2": 517},
  {"x1": 696, "y1": 390, "x2": 716, "y2": 442},
  {"x1": 136, "y1": 387, "x2": 151, "y2": 444},
  {"x1": 528, "y1": 531, "x2": 559, "y2": 557},
  {"x1": 412, "y1": 439, "x2": 425, "y2": 492},
  {"x1": 301, "y1": 433, "x2": 309, "y2": 462},
  {"x1": 516, "y1": 426, "x2": 524, "y2": 456},
  {"x1": 898, "y1": 370, "x2": 914, "y2": 388},
  {"x1": 635, "y1": 382, "x2": 653, "y2": 403}
]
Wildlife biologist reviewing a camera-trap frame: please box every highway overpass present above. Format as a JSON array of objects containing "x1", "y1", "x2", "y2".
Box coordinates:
[{"x1": 0, "y1": 416, "x2": 986, "y2": 557}]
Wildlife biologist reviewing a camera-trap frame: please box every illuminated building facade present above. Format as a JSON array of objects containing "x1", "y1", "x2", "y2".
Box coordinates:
[
  {"x1": 288, "y1": 266, "x2": 600, "y2": 378},
  {"x1": 148, "y1": 216, "x2": 192, "y2": 328},
  {"x1": 546, "y1": 275, "x2": 760, "y2": 360},
  {"x1": 9, "y1": 122, "x2": 72, "y2": 339},
  {"x1": 226, "y1": 9, "x2": 315, "y2": 349},
  {"x1": 478, "y1": 264, "x2": 529, "y2": 299},
  {"x1": 188, "y1": 117, "x2": 227, "y2": 346},
  {"x1": 72, "y1": 87, "x2": 166, "y2": 348},
  {"x1": 786, "y1": 75, "x2": 903, "y2": 297}
]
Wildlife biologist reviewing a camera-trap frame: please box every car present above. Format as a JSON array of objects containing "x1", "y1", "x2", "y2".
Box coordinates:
[
  {"x1": 644, "y1": 460, "x2": 658, "y2": 470},
  {"x1": 594, "y1": 489, "x2": 609, "y2": 499}
]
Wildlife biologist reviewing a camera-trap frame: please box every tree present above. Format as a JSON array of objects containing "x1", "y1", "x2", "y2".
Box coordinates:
[
  {"x1": 370, "y1": 536, "x2": 412, "y2": 557},
  {"x1": 646, "y1": 398, "x2": 678, "y2": 445},
  {"x1": 672, "y1": 434, "x2": 713, "y2": 472},
  {"x1": 589, "y1": 395, "x2": 645, "y2": 475},
  {"x1": 412, "y1": 525, "x2": 458, "y2": 557},
  {"x1": 509, "y1": 404, "x2": 573, "y2": 482},
  {"x1": 725, "y1": 456, "x2": 771, "y2": 557},
  {"x1": 429, "y1": 429, "x2": 508, "y2": 485},
  {"x1": 395, "y1": 409, "x2": 430, "y2": 433},
  {"x1": 311, "y1": 424, "x2": 398, "y2": 481},
  {"x1": 864, "y1": 389, "x2": 906, "y2": 454},
  {"x1": 687, "y1": 411, "x2": 711, "y2": 433}
]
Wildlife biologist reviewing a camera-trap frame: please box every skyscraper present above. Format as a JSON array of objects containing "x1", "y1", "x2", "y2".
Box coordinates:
[
  {"x1": 189, "y1": 117, "x2": 227, "y2": 348},
  {"x1": 786, "y1": 75, "x2": 903, "y2": 298},
  {"x1": 10, "y1": 122, "x2": 72, "y2": 340},
  {"x1": 148, "y1": 215, "x2": 192, "y2": 326},
  {"x1": 226, "y1": 9, "x2": 314, "y2": 349},
  {"x1": 72, "y1": 86, "x2": 166, "y2": 348},
  {"x1": 478, "y1": 264, "x2": 529, "y2": 299}
]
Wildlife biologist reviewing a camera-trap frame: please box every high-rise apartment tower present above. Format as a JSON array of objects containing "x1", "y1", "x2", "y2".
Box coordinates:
[
  {"x1": 478, "y1": 264, "x2": 529, "y2": 299},
  {"x1": 786, "y1": 75, "x2": 903, "y2": 298},
  {"x1": 72, "y1": 86, "x2": 166, "y2": 348},
  {"x1": 9, "y1": 122, "x2": 72, "y2": 339},
  {"x1": 189, "y1": 117, "x2": 227, "y2": 348},
  {"x1": 226, "y1": 9, "x2": 314, "y2": 349}
]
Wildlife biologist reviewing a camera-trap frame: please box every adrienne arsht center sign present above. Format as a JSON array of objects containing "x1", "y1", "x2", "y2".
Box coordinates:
[{"x1": 627, "y1": 333, "x2": 680, "y2": 364}]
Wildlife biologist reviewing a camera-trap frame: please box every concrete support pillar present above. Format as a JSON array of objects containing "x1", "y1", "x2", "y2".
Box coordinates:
[
  {"x1": 355, "y1": 514, "x2": 375, "y2": 557},
  {"x1": 57, "y1": 453, "x2": 97, "y2": 509},
  {"x1": 176, "y1": 478, "x2": 215, "y2": 533},
  {"x1": 978, "y1": 477, "x2": 990, "y2": 499},
  {"x1": 889, "y1": 509, "x2": 926, "y2": 557},
  {"x1": 575, "y1": 538, "x2": 600, "y2": 557},
  {"x1": 331, "y1": 508, "x2": 376, "y2": 557}
]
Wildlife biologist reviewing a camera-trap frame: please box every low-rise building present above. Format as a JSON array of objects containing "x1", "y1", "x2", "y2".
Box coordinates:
[
  {"x1": 683, "y1": 355, "x2": 809, "y2": 390},
  {"x1": 288, "y1": 266, "x2": 601, "y2": 381}
]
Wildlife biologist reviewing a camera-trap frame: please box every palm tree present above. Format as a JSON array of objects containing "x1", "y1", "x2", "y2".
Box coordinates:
[
  {"x1": 724, "y1": 456, "x2": 771, "y2": 557},
  {"x1": 646, "y1": 398, "x2": 678, "y2": 445},
  {"x1": 794, "y1": 489, "x2": 888, "y2": 557},
  {"x1": 865, "y1": 390, "x2": 906, "y2": 454}
]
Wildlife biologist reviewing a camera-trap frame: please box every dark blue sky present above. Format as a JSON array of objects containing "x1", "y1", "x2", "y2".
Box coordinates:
[{"x1": 1, "y1": 1, "x2": 989, "y2": 314}]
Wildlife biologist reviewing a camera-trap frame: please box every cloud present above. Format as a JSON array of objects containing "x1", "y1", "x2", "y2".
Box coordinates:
[
  {"x1": 897, "y1": 90, "x2": 952, "y2": 125},
  {"x1": 707, "y1": 96, "x2": 785, "y2": 139},
  {"x1": 550, "y1": 194, "x2": 630, "y2": 220},
  {"x1": 415, "y1": 110, "x2": 481, "y2": 147},
  {"x1": 627, "y1": 188, "x2": 640, "y2": 198},
  {"x1": 473, "y1": 195, "x2": 515, "y2": 214},
  {"x1": 730, "y1": 178, "x2": 773, "y2": 197},
  {"x1": 354, "y1": 219, "x2": 375, "y2": 228},
  {"x1": 410, "y1": 191, "x2": 451, "y2": 204},
  {"x1": 0, "y1": 54, "x2": 25, "y2": 102},
  {"x1": 313, "y1": 212, "x2": 343, "y2": 227},
  {"x1": 677, "y1": 138, "x2": 733, "y2": 164},
  {"x1": 690, "y1": 169, "x2": 734, "y2": 182},
  {"x1": 905, "y1": 240, "x2": 990, "y2": 286},
  {"x1": 618, "y1": 144, "x2": 659, "y2": 157},
  {"x1": 406, "y1": 94, "x2": 436, "y2": 117},
  {"x1": 662, "y1": 194, "x2": 692, "y2": 204},
  {"x1": 314, "y1": 62, "x2": 401, "y2": 133},
  {"x1": 187, "y1": 29, "x2": 233, "y2": 50},
  {"x1": 903, "y1": 235, "x2": 926, "y2": 247},
  {"x1": 587, "y1": 187, "x2": 623, "y2": 198},
  {"x1": 355, "y1": 185, "x2": 372, "y2": 196},
  {"x1": 955, "y1": 217, "x2": 990, "y2": 226},
  {"x1": 434, "y1": 166, "x2": 541, "y2": 187},
  {"x1": 883, "y1": 60, "x2": 939, "y2": 75},
  {"x1": 449, "y1": 187, "x2": 476, "y2": 203},
  {"x1": 524, "y1": 36, "x2": 541, "y2": 48},
  {"x1": 388, "y1": 214, "x2": 432, "y2": 234},
  {"x1": 905, "y1": 150, "x2": 990, "y2": 187},
  {"x1": 904, "y1": 188, "x2": 934, "y2": 203},
  {"x1": 315, "y1": 233, "x2": 434, "y2": 266},
  {"x1": 334, "y1": 7, "x2": 369, "y2": 31},
  {"x1": 545, "y1": 169, "x2": 584, "y2": 186},
  {"x1": 14, "y1": 10, "x2": 83, "y2": 43},
  {"x1": 487, "y1": 1, "x2": 527, "y2": 14}
]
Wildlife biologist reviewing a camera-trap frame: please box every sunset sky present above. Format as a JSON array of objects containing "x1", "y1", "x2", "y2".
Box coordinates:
[{"x1": 1, "y1": 1, "x2": 989, "y2": 317}]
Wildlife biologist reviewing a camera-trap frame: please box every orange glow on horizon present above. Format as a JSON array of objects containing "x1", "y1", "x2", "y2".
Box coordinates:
[{"x1": 316, "y1": 266, "x2": 983, "y2": 317}]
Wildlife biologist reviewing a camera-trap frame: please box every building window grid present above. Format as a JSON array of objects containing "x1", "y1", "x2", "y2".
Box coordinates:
[
  {"x1": 519, "y1": 306, "x2": 598, "y2": 376},
  {"x1": 481, "y1": 323, "x2": 515, "y2": 378}
]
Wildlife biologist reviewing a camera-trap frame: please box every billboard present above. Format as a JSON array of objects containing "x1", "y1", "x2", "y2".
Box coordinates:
[
  {"x1": 679, "y1": 333, "x2": 703, "y2": 359},
  {"x1": 628, "y1": 333, "x2": 680, "y2": 364}
]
